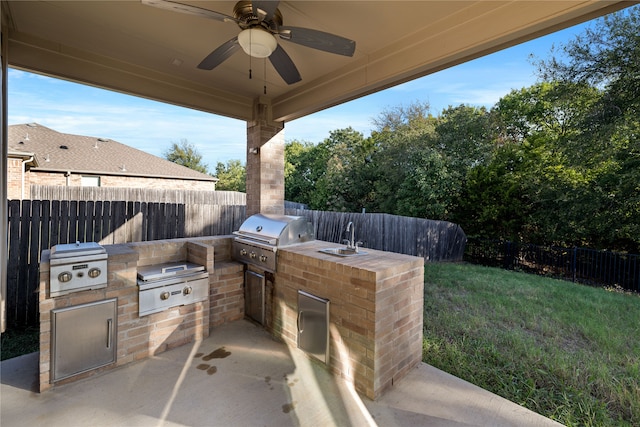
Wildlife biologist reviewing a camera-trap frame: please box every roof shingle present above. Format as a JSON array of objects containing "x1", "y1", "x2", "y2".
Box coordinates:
[{"x1": 8, "y1": 123, "x2": 217, "y2": 182}]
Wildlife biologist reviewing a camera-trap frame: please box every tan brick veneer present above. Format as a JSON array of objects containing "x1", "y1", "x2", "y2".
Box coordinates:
[
  {"x1": 271, "y1": 240, "x2": 425, "y2": 400},
  {"x1": 246, "y1": 98, "x2": 285, "y2": 216},
  {"x1": 38, "y1": 236, "x2": 243, "y2": 392}
]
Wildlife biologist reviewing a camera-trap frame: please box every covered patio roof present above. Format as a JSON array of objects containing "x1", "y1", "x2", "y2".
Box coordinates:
[{"x1": 2, "y1": 1, "x2": 631, "y2": 123}]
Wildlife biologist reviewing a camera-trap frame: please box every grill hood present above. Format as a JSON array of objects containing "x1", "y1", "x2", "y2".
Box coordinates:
[
  {"x1": 234, "y1": 213, "x2": 314, "y2": 247},
  {"x1": 232, "y1": 213, "x2": 314, "y2": 272}
]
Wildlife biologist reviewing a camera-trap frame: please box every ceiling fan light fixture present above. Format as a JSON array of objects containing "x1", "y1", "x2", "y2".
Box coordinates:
[{"x1": 237, "y1": 28, "x2": 277, "y2": 58}]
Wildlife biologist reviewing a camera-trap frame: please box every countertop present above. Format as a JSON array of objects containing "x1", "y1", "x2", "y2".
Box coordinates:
[{"x1": 278, "y1": 240, "x2": 423, "y2": 274}]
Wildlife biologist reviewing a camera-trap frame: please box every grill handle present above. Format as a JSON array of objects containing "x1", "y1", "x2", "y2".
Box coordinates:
[
  {"x1": 233, "y1": 231, "x2": 277, "y2": 246},
  {"x1": 162, "y1": 265, "x2": 187, "y2": 274}
]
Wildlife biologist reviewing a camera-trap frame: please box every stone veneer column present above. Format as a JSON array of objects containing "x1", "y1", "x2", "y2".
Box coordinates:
[{"x1": 246, "y1": 97, "x2": 285, "y2": 216}]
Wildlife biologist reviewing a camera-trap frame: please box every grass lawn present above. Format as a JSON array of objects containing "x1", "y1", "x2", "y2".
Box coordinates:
[
  {"x1": 1, "y1": 325, "x2": 39, "y2": 361},
  {"x1": 423, "y1": 263, "x2": 640, "y2": 427}
]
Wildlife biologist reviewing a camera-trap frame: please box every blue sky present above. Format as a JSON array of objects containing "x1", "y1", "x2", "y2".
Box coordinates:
[{"x1": 8, "y1": 21, "x2": 588, "y2": 171}]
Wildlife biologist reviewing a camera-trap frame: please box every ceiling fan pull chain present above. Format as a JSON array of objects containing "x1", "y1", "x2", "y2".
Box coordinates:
[
  {"x1": 264, "y1": 58, "x2": 267, "y2": 95},
  {"x1": 249, "y1": 29, "x2": 253, "y2": 80}
]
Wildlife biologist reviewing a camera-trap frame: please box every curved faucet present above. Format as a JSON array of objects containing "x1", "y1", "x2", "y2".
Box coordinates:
[{"x1": 345, "y1": 222, "x2": 362, "y2": 252}]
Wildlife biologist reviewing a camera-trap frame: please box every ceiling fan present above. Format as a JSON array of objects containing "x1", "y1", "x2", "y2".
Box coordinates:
[{"x1": 142, "y1": 0, "x2": 356, "y2": 85}]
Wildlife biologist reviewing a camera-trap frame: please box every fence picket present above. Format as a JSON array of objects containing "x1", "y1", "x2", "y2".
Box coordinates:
[
  {"x1": 68, "y1": 201, "x2": 78, "y2": 243},
  {"x1": 27, "y1": 200, "x2": 41, "y2": 325},
  {"x1": 50, "y1": 200, "x2": 60, "y2": 247},
  {"x1": 7, "y1": 200, "x2": 22, "y2": 324},
  {"x1": 59, "y1": 200, "x2": 69, "y2": 243}
]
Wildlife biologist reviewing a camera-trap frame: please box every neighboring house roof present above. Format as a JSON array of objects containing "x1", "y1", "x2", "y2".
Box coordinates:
[{"x1": 8, "y1": 123, "x2": 217, "y2": 182}]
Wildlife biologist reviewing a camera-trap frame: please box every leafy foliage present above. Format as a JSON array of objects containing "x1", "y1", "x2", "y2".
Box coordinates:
[
  {"x1": 164, "y1": 139, "x2": 209, "y2": 174},
  {"x1": 214, "y1": 159, "x2": 246, "y2": 192}
]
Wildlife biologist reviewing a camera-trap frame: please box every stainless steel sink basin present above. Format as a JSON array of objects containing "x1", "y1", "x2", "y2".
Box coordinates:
[{"x1": 319, "y1": 248, "x2": 367, "y2": 257}]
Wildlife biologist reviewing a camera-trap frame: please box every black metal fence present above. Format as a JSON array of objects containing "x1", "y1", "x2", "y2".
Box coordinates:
[{"x1": 465, "y1": 238, "x2": 640, "y2": 292}]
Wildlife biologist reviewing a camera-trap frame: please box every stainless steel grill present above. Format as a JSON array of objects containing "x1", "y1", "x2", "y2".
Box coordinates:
[
  {"x1": 232, "y1": 213, "x2": 314, "y2": 272},
  {"x1": 137, "y1": 262, "x2": 208, "y2": 317},
  {"x1": 49, "y1": 242, "x2": 108, "y2": 297}
]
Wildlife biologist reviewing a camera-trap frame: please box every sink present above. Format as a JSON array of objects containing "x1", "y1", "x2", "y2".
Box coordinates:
[{"x1": 319, "y1": 248, "x2": 367, "y2": 257}]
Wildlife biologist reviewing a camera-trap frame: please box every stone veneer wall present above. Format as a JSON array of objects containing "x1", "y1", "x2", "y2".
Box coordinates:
[
  {"x1": 272, "y1": 242, "x2": 425, "y2": 400},
  {"x1": 38, "y1": 236, "x2": 243, "y2": 392}
]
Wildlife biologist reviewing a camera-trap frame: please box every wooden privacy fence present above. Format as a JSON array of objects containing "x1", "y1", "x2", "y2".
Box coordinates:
[
  {"x1": 284, "y1": 209, "x2": 467, "y2": 262},
  {"x1": 6, "y1": 200, "x2": 466, "y2": 328}
]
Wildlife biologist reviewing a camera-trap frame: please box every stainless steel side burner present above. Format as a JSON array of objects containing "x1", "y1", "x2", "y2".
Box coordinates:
[
  {"x1": 137, "y1": 262, "x2": 209, "y2": 317},
  {"x1": 49, "y1": 242, "x2": 108, "y2": 297},
  {"x1": 232, "y1": 213, "x2": 314, "y2": 272}
]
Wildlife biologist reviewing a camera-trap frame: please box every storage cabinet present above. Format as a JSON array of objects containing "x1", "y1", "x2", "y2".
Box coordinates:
[
  {"x1": 51, "y1": 298, "x2": 117, "y2": 381},
  {"x1": 297, "y1": 290, "x2": 330, "y2": 364}
]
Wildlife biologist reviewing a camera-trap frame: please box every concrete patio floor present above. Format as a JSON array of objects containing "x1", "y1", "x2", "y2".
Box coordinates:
[{"x1": 1, "y1": 320, "x2": 562, "y2": 427}]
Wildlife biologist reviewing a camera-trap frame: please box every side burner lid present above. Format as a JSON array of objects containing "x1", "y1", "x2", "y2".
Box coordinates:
[
  {"x1": 50, "y1": 241, "x2": 106, "y2": 259},
  {"x1": 137, "y1": 262, "x2": 206, "y2": 281}
]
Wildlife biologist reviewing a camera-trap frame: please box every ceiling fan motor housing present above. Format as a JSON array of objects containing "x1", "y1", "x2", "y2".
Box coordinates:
[{"x1": 233, "y1": 0, "x2": 283, "y2": 30}]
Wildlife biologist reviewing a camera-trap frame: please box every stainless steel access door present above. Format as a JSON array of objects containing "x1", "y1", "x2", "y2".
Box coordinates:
[
  {"x1": 51, "y1": 298, "x2": 117, "y2": 381},
  {"x1": 245, "y1": 270, "x2": 265, "y2": 325},
  {"x1": 297, "y1": 290, "x2": 330, "y2": 364}
]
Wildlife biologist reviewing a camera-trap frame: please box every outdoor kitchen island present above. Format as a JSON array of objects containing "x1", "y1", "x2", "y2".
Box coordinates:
[
  {"x1": 38, "y1": 234, "x2": 423, "y2": 402},
  {"x1": 269, "y1": 240, "x2": 425, "y2": 400}
]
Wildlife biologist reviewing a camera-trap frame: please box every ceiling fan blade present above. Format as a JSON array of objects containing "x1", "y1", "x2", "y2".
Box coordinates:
[
  {"x1": 269, "y1": 45, "x2": 301, "y2": 85},
  {"x1": 141, "y1": 0, "x2": 236, "y2": 23},
  {"x1": 198, "y1": 37, "x2": 241, "y2": 70},
  {"x1": 252, "y1": 1, "x2": 280, "y2": 22},
  {"x1": 279, "y1": 27, "x2": 355, "y2": 57}
]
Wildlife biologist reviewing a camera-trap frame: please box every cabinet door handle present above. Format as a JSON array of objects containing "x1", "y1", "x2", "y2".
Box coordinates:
[
  {"x1": 297, "y1": 311, "x2": 304, "y2": 333},
  {"x1": 107, "y1": 318, "x2": 113, "y2": 349}
]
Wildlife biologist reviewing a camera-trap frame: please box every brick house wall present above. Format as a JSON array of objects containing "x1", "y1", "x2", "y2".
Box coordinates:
[
  {"x1": 11, "y1": 170, "x2": 215, "y2": 199},
  {"x1": 7, "y1": 157, "x2": 26, "y2": 199}
]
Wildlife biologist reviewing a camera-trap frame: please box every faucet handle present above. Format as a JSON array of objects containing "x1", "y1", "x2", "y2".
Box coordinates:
[
  {"x1": 342, "y1": 239, "x2": 351, "y2": 247},
  {"x1": 355, "y1": 241, "x2": 364, "y2": 252}
]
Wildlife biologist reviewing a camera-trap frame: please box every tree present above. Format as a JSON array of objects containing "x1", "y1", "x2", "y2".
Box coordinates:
[
  {"x1": 164, "y1": 139, "x2": 208, "y2": 174},
  {"x1": 534, "y1": 6, "x2": 640, "y2": 251},
  {"x1": 284, "y1": 140, "x2": 322, "y2": 206},
  {"x1": 214, "y1": 160, "x2": 246, "y2": 192},
  {"x1": 536, "y1": 6, "x2": 640, "y2": 124}
]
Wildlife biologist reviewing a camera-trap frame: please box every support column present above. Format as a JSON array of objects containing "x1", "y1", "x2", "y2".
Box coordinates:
[
  {"x1": 246, "y1": 97, "x2": 285, "y2": 217},
  {"x1": 1, "y1": 12, "x2": 8, "y2": 333}
]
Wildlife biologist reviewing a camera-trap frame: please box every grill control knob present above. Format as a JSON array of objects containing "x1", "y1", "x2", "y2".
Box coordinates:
[
  {"x1": 160, "y1": 291, "x2": 170, "y2": 300},
  {"x1": 58, "y1": 272, "x2": 72, "y2": 283},
  {"x1": 88, "y1": 268, "x2": 101, "y2": 278},
  {"x1": 240, "y1": 249, "x2": 247, "y2": 256},
  {"x1": 250, "y1": 251, "x2": 257, "y2": 259},
  {"x1": 183, "y1": 286, "x2": 192, "y2": 295},
  {"x1": 260, "y1": 255, "x2": 267, "y2": 262}
]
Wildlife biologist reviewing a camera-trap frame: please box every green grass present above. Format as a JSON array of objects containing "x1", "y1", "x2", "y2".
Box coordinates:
[
  {"x1": 1, "y1": 325, "x2": 39, "y2": 361},
  {"x1": 423, "y1": 263, "x2": 640, "y2": 427}
]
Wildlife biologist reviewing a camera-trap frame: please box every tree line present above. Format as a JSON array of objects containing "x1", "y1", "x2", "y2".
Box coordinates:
[{"x1": 186, "y1": 7, "x2": 640, "y2": 253}]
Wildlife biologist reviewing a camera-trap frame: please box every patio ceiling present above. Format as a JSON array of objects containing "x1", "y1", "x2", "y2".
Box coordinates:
[{"x1": 2, "y1": 1, "x2": 631, "y2": 124}]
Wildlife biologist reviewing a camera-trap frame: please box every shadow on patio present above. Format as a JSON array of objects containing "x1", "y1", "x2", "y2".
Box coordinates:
[{"x1": 1, "y1": 320, "x2": 562, "y2": 427}]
